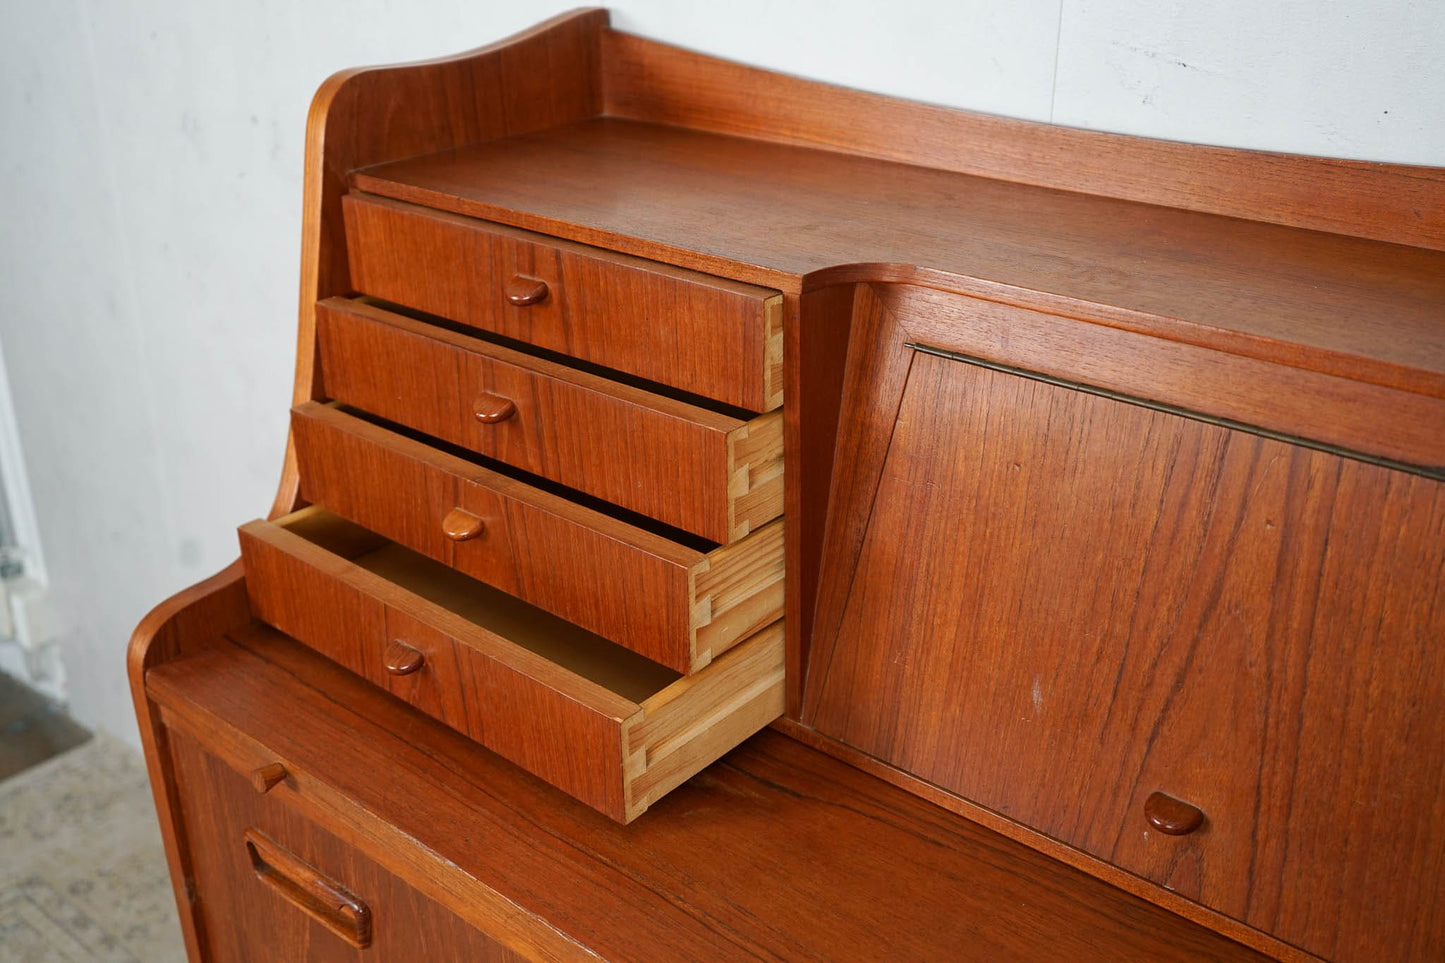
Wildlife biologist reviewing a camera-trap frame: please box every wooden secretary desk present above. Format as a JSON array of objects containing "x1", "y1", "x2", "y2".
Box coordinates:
[{"x1": 129, "y1": 9, "x2": 1445, "y2": 961}]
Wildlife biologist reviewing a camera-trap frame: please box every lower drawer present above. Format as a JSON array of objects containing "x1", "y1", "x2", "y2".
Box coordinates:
[
  {"x1": 238, "y1": 507, "x2": 785, "y2": 822},
  {"x1": 165, "y1": 727, "x2": 518, "y2": 961}
]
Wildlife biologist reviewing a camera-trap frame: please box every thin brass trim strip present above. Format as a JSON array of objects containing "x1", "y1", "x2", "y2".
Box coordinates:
[{"x1": 905, "y1": 342, "x2": 1445, "y2": 483}]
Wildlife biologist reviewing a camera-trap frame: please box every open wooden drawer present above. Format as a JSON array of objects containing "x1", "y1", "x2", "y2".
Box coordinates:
[
  {"x1": 315, "y1": 296, "x2": 783, "y2": 544},
  {"x1": 238, "y1": 507, "x2": 785, "y2": 822},
  {"x1": 291, "y1": 401, "x2": 784, "y2": 674}
]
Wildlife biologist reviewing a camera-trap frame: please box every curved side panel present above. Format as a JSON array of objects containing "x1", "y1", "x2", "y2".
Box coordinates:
[
  {"x1": 272, "y1": 7, "x2": 610, "y2": 518},
  {"x1": 127, "y1": 560, "x2": 252, "y2": 962}
]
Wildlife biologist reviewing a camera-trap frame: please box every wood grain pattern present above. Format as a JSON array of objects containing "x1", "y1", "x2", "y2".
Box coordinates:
[
  {"x1": 242, "y1": 828, "x2": 373, "y2": 948},
  {"x1": 342, "y1": 192, "x2": 784, "y2": 411},
  {"x1": 784, "y1": 285, "x2": 853, "y2": 714},
  {"x1": 167, "y1": 729, "x2": 519, "y2": 962},
  {"x1": 315, "y1": 297, "x2": 783, "y2": 543},
  {"x1": 724, "y1": 408, "x2": 784, "y2": 542},
  {"x1": 352, "y1": 119, "x2": 1445, "y2": 400},
  {"x1": 240, "y1": 509, "x2": 643, "y2": 819},
  {"x1": 623, "y1": 620, "x2": 785, "y2": 820},
  {"x1": 805, "y1": 285, "x2": 917, "y2": 690},
  {"x1": 133, "y1": 14, "x2": 1445, "y2": 959},
  {"x1": 896, "y1": 284, "x2": 1445, "y2": 472},
  {"x1": 274, "y1": 6, "x2": 610, "y2": 517},
  {"x1": 600, "y1": 28, "x2": 1445, "y2": 252},
  {"x1": 290, "y1": 402, "x2": 784, "y2": 673},
  {"x1": 147, "y1": 626, "x2": 1268, "y2": 961},
  {"x1": 690, "y1": 519, "x2": 784, "y2": 664},
  {"x1": 772, "y1": 716, "x2": 1310, "y2": 963},
  {"x1": 806, "y1": 279, "x2": 1445, "y2": 734},
  {"x1": 804, "y1": 350, "x2": 1445, "y2": 962},
  {"x1": 127, "y1": 561, "x2": 255, "y2": 962},
  {"x1": 239, "y1": 508, "x2": 784, "y2": 822}
]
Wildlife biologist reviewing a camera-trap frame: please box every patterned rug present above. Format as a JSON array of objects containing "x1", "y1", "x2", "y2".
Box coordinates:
[{"x1": 0, "y1": 735, "x2": 185, "y2": 962}]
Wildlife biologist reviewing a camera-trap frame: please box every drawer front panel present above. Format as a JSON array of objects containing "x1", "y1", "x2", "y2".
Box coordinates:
[
  {"x1": 316, "y1": 297, "x2": 783, "y2": 543},
  {"x1": 342, "y1": 192, "x2": 783, "y2": 412},
  {"x1": 805, "y1": 350, "x2": 1445, "y2": 962},
  {"x1": 294, "y1": 402, "x2": 693, "y2": 669},
  {"x1": 291, "y1": 402, "x2": 784, "y2": 673},
  {"x1": 166, "y1": 727, "x2": 520, "y2": 962}
]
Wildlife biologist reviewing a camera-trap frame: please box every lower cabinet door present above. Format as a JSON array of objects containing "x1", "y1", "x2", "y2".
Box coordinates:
[
  {"x1": 805, "y1": 348, "x2": 1445, "y2": 962},
  {"x1": 166, "y1": 729, "x2": 518, "y2": 962}
]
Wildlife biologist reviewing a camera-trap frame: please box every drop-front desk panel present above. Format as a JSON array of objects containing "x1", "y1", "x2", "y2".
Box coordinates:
[{"x1": 130, "y1": 9, "x2": 1444, "y2": 961}]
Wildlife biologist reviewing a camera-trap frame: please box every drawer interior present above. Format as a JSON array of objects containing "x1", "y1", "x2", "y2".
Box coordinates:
[{"x1": 280, "y1": 508, "x2": 679, "y2": 703}]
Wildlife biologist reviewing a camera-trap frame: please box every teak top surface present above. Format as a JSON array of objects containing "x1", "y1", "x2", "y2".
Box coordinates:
[
  {"x1": 353, "y1": 117, "x2": 1445, "y2": 398},
  {"x1": 148, "y1": 625, "x2": 1268, "y2": 963}
]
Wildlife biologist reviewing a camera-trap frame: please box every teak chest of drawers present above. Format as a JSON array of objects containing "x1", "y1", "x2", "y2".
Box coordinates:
[{"x1": 130, "y1": 9, "x2": 1444, "y2": 962}]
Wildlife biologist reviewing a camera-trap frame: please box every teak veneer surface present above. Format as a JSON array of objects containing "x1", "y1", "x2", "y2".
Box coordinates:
[
  {"x1": 353, "y1": 117, "x2": 1445, "y2": 398},
  {"x1": 289, "y1": 403, "x2": 785, "y2": 674},
  {"x1": 132, "y1": 10, "x2": 1444, "y2": 958},
  {"x1": 146, "y1": 625, "x2": 1268, "y2": 963},
  {"x1": 315, "y1": 297, "x2": 783, "y2": 543},
  {"x1": 804, "y1": 348, "x2": 1445, "y2": 962},
  {"x1": 168, "y1": 729, "x2": 518, "y2": 961},
  {"x1": 598, "y1": 26, "x2": 1444, "y2": 252},
  {"x1": 239, "y1": 508, "x2": 783, "y2": 822},
  {"x1": 342, "y1": 191, "x2": 784, "y2": 412}
]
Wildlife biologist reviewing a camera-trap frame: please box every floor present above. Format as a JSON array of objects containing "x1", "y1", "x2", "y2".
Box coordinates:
[
  {"x1": 0, "y1": 673, "x2": 90, "y2": 782},
  {"x1": 0, "y1": 679, "x2": 186, "y2": 962}
]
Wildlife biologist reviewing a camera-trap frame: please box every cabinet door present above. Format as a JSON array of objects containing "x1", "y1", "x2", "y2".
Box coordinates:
[
  {"x1": 167, "y1": 729, "x2": 519, "y2": 962},
  {"x1": 804, "y1": 348, "x2": 1445, "y2": 962}
]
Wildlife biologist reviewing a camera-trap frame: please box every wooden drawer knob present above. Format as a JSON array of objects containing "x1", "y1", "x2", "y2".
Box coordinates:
[
  {"x1": 250, "y1": 762, "x2": 287, "y2": 795},
  {"x1": 384, "y1": 640, "x2": 425, "y2": 676},
  {"x1": 1144, "y1": 791, "x2": 1205, "y2": 836},
  {"x1": 472, "y1": 392, "x2": 517, "y2": 424},
  {"x1": 442, "y1": 508, "x2": 485, "y2": 541},
  {"x1": 504, "y1": 274, "x2": 549, "y2": 306}
]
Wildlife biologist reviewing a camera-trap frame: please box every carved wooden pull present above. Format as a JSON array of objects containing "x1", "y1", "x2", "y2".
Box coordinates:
[
  {"x1": 249, "y1": 762, "x2": 287, "y2": 795},
  {"x1": 441, "y1": 508, "x2": 485, "y2": 541},
  {"x1": 504, "y1": 274, "x2": 549, "y2": 306},
  {"x1": 472, "y1": 392, "x2": 518, "y2": 424},
  {"x1": 1144, "y1": 791, "x2": 1205, "y2": 836},
  {"x1": 245, "y1": 829, "x2": 373, "y2": 948},
  {"x1": 384, "y1": 640, "x2": 425, "y2": 676}
]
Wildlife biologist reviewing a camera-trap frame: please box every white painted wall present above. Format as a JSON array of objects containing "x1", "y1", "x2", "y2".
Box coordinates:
[{"x1": 0, "y1": 1, "x2": 1440, "y2": 746}]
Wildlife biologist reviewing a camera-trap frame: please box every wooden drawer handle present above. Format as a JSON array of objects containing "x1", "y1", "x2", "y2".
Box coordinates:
[
  {"x1": 244, "y1": 828, "x2": 373, "y2": 948},
  {"x1": 442, "y1": 508, "x2": 485, "y2": 541},
  {"x1": 472, "y1": 392, "x2": 517, "y2": 424},
  {"x1": 384, "y1": 639, "x2": 425, "y2": 675},
  {"x1": 504, "y1": 274, "x2": 549, "y2": 306},
  {"x1": 1144, "y1": 791, "x2": 1205, "y2": 836},
  {"x1": 250, "y1": 762, "x2": 287, "y2": 795}
]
